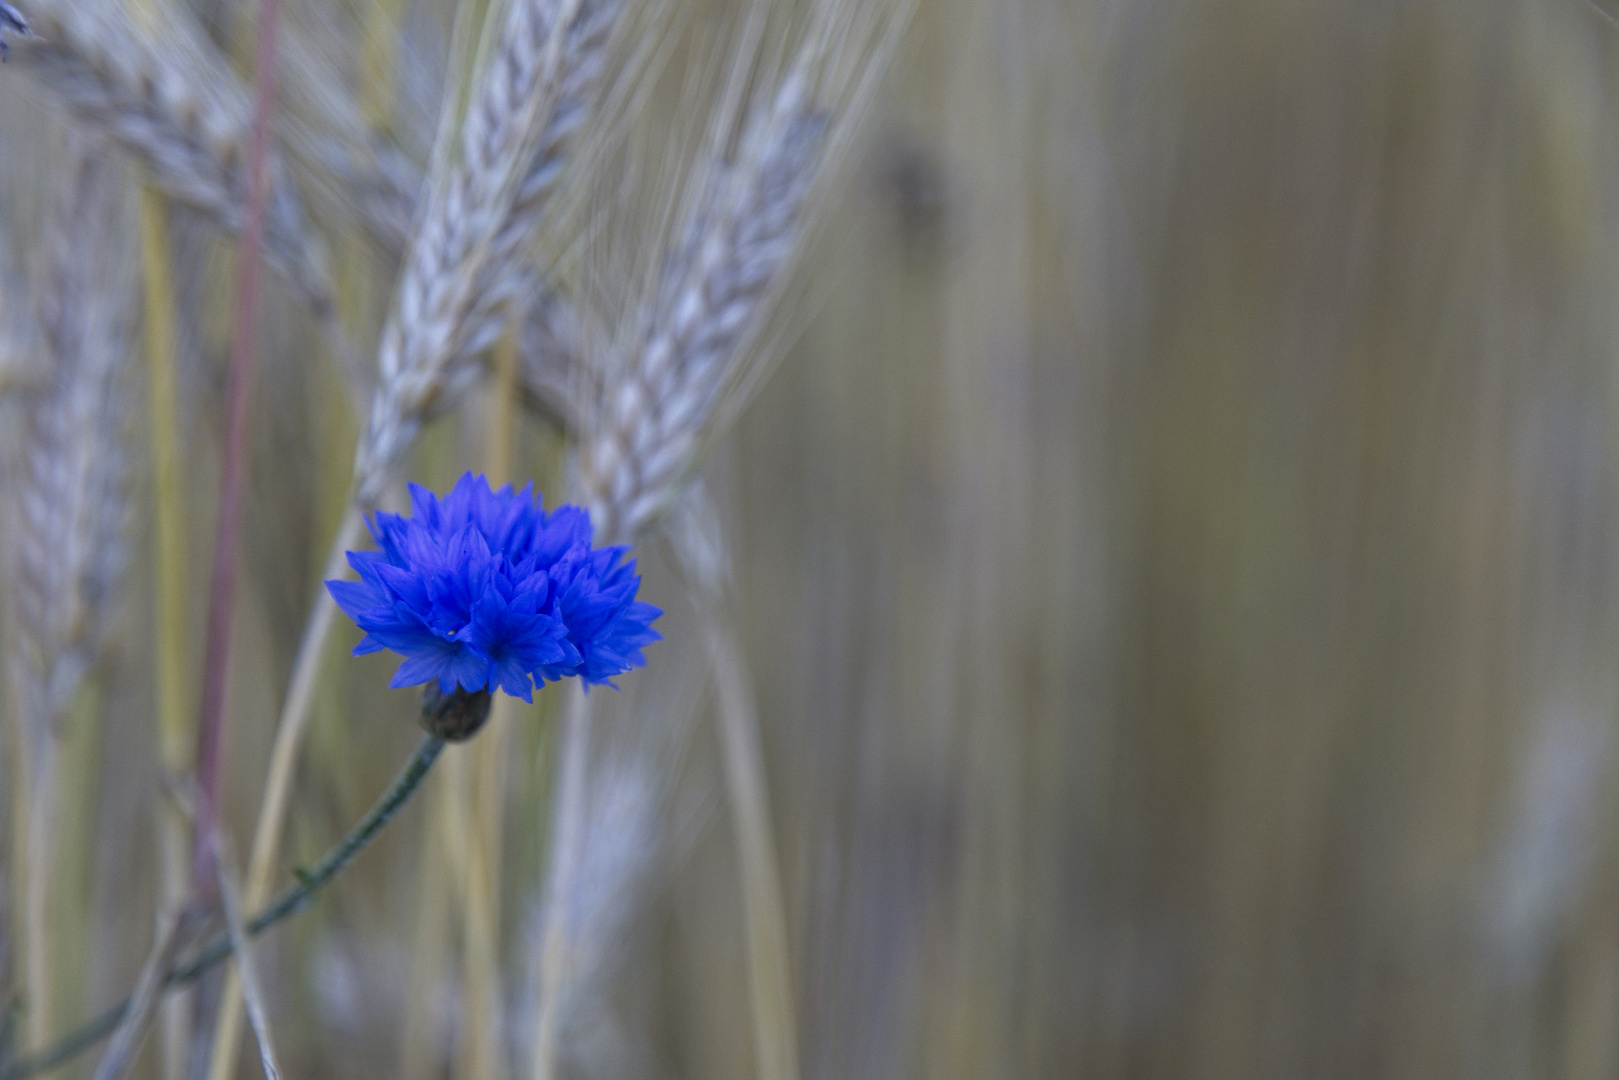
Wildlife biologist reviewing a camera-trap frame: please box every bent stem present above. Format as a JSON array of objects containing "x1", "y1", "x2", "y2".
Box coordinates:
[
  {"x1": 0, "y1": 732, "x2": 448, "y2": 1080},
  {"x1": 703, "y1": 606, "x2": 800, "y2": 1080},
  {"x1": 527, "y1": 684, "x2": 592, "y2": 1080}
]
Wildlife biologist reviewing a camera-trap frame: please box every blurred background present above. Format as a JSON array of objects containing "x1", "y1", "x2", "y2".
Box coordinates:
[{"x1": 7, "y1": 0, "x2": 1619, "y2": 1077}]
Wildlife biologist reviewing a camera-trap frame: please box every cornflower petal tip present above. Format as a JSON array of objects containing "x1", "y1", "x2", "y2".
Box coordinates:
[{"x1": 0, "y1": 1, "x2": 26, "y2": 61}]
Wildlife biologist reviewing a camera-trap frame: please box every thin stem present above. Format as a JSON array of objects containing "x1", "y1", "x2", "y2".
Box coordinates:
[
  {"x1": 0, "y1": 733, "x2": 447, "y2": 1080},
  {"x1": 397, "y1": 805, "x2": 453, "y2": 1080},
  {"x1": 211, "y1": 830, "x2": 283, "y2": 1080},
  {"x1": 704, "y1": 608, "x2": 800, "y2": 1080},
  {"x1": 136, "y1": 180, "x2": 193, "y2": 1080},
  {"x1": 89, "y1": 907, "x2": 186, "y2": 1080},
  {"x1": 126, "y1": 2, "x2": 192, "y2": 1064},
  {"x1": 527, "y1": 684, "x2": 591, "y2": 1080},
  {"x1": 205, "y1": 506, "x2": 363, "y2": 1080},
  {"x1": 190, "y1": 0, "x2": 285, "y2": 889}
]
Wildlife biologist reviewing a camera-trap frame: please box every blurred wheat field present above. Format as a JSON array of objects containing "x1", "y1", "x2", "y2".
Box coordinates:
[{"x1": 5, "y1": 0, "x2": 1619, "y2": 1078}]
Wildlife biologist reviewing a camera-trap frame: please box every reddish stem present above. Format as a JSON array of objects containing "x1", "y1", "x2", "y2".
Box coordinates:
[{"x1": 191, "y1": 0, "x2": 284, "y2": 895}]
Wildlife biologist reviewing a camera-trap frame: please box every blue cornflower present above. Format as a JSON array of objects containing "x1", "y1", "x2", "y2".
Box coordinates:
[
  {"x1": 328, "y1": 473, "x2": 662, "y2": 702},
  {"x1": 0, "y1": 2, "x2": 27, "y2": 61}
]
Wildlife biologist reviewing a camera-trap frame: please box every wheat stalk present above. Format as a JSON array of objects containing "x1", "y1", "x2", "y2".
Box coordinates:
[
  {"x1": 354, "y1": 0, "x2": 624, "y2": 505},
  {"x1": 132, "y1": 181, "x2": 195, "y2": 1080},
  {"x1": 525, "y1": 656, "x2": 710, "y2": 1080}
]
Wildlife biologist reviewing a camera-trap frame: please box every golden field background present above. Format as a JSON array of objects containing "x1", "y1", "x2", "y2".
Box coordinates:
[{"x1": 5, "y1": 0, "x2": 1619, "y2": 1077}]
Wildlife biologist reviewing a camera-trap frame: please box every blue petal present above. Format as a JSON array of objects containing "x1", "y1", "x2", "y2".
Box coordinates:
[
  {"x1": 326, "y1": 578, "x2": 385, "y2": 619},
  {"x1": 407, "y1": 482, "x2": 442, "y2": 532},
  {"x1": 351, "y1": 636, "x2": 386, "y2": 657},
  {"x1": 445, "y1": 645, "x2": 496, "y2": 693},
  {"x1": 390, "y1": 650, "x2": 457, "y2": 690}
]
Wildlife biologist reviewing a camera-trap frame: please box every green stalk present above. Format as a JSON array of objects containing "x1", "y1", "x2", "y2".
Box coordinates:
[
  {"x1": 0, "y1": 732, "x2": 448, "y2": 1080},
  {"x1": 136, "y1": 170, "x2": 193, "y2": 1080}
]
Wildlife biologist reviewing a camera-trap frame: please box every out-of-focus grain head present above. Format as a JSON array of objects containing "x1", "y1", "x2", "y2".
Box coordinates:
[
  {"x1": 6, "y1": 0, "x2": 334, "y2": 314},
  {"x1": 354, "y1": 0, "x2": 634, "y2": 507},
  {"x1": 575, "y1": 0, "x2": 914, "y2": 545},
  {"x1": 8, "y1": 132, "x2": 135, "y2": 720}
]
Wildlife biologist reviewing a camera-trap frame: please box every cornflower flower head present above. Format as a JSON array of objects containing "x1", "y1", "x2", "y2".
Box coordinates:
[
  {"x1": 328, "y1": 473, "x2": 661, "y2": 704},
  {"x1": 0, "y1": 1, "x2": 26, "y2": 60}
]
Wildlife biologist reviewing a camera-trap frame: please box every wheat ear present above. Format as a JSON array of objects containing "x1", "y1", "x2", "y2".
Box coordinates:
[
  {"x1": 579, "y1": 0, "x2": 910, "y2": 543},
  {"x1": 6, "y1": 137, "x2": 135, "y2": 1056},
  {"x1": 7, "y1": 0, "x2": 334, "y2": 314},
  {"x1": 580, "y1": 76, "x2": 829, "y2": 543},
  {"x1": 354, "y1": 0, "x2": 623, "y2": 504},
  {"x1": 14, "y1": 139, "x2": 135, "y2": 735}
]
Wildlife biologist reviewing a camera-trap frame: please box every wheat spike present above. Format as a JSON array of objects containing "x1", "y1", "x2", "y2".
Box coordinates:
[
  {"x1": 7, "y1": 0, "x2": 334, "y2": 315},
  {"x1": 11, "y1": 138, "x2": 135, "y2": 716},
  {"x1": 575, "y1": 0, "x2": 907, "y2": 542},
  {"x1": 575, "y1": 0, "x2": 911, "y2": 544},
  {"x1": 4, "y1": 138, "x2": 135, "y2": 1053},
  {"x1": 354, "y1": 0, "x2": 624, "y2": 504},
  {"x1": 581, "y1": 78, "x2": 828, "y2": 543}
]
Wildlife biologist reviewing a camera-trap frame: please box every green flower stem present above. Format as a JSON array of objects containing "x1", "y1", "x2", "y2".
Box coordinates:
[{"x1": 0, "y1": 733, "x2": 447, "y2": 1080}]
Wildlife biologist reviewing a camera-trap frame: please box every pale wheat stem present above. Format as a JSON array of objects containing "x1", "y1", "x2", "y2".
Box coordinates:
[
  {"x1": 7, "y1": 135, "x2": 135, "y2": 1063},
  {"x1": 210, "y1": 830, "x2": 283, "y2": 1080},
  {"x1": 127, "y1": 11, "x2": 190, "y2": 1058},
  {"x1": 455, "y1": 326, "x2": 523, "y2": 1080},
  {"x1": 135, "y1": 182, "x2": 194, "y2": 1080},
  {"x1": 703, "y1": 603, "x2": 801, "y2": 1080},
  {"x1": 88, "y1": 907, "x2": 190, "y2": 1080},
  {"x1": 398, "y1": 810, "x2": 454, "y2": 1080},
  {"x1": 527, "y1": 683, "x2": 592, "y2": 1080}
]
